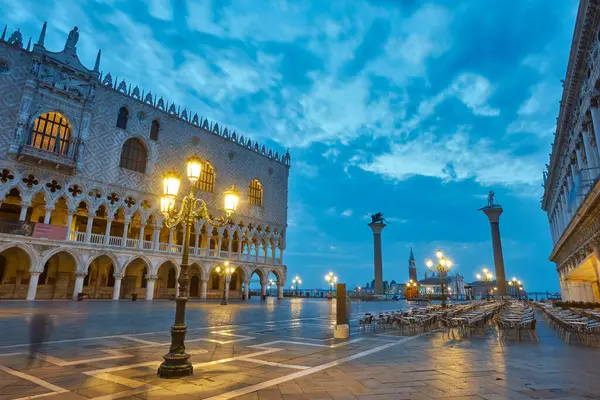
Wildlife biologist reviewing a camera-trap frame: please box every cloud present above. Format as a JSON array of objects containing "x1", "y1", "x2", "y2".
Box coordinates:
[
  {"x1": 149, "y1": 0, "x2": 173, "y2": 21},
  {"x1": 340, "y1": 209, "x2": 353, "y2": 217},
  {"x1": 357, "y1": 128, "x2": 541, "y2": 187},
  {"x1": 322, "y1": 148, "x2": 340, "y2": 160},
  {"x1": 294, "y1": 161, "x2": 319, "y2": 178}
]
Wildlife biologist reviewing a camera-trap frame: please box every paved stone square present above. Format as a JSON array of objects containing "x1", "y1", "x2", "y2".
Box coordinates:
[{"x1": 0, "y1": 299, "x2": 598, "y2": 400}]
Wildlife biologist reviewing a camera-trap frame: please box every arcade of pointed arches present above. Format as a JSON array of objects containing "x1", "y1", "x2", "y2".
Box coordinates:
[{"x1": 0, "y1": 243, "x2": 285, "y2": 300}]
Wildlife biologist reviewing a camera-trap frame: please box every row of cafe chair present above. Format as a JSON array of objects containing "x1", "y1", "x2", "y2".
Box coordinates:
[
  {"x1": 357, "y1": 302, "x2": 486, "y2": 334},
  {"x1": 496, "y1": 301, "x2": 537, "y2": 342},
  {"x1": 533, "y1": 301, "x2": 600, "y2": 346}
]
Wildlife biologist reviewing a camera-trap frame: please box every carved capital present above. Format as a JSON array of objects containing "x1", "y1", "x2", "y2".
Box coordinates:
[
  {"x1": 113, "y1": 273, "x2": 124, "y2": 279},
  {"x1": 145, "y1": 274, "x2": 158, "y2": 281}
]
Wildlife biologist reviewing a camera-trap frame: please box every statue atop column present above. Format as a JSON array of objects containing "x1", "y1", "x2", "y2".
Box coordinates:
[
  {"x1": 64, "y1": 26, "x2": 79, "y2": 53},
  {"x1": 370, "y1": 212, "x2": 388, "y2": 224}
]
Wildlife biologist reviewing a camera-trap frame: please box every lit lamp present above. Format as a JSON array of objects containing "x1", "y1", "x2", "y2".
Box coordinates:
[
  {"x1": 476, "y1": 268, "x2": 494, "y2": 300},
  {"x1": 325, "y1": 272, "x2": 338, "y2": 299},
  {"x1": 157, "y1": 156, "x2": 240, "y2": 379},
  {"x1": 215, "y1": 261, "x2": 234, "y2": 306},
  {"x1": 425, "y1": 249, "x2": 453, "y2": 307},
  {"x1": 292, "y1": 276, "x2": 302, "y2": 296}
]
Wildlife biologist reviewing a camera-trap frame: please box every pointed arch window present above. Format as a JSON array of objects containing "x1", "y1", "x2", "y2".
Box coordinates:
[
  {"x1": 119, "y1": 138, "x2": 147, "y2": 173},
  {"x1": 249, "y1": 179, "x2": 263, "y2": 207},
  {"x1": 150, "y1": 120, "x2": 160, "y2": 141},
  {"x1": 29, "y1": 112, "x2": 71, "y2": 155},
  {"x1": 197, "y1": 161, "x2": 215, "y2": 193},
  {"x1": 116, "y1": 107, "x2": 128, "y2": 129}
]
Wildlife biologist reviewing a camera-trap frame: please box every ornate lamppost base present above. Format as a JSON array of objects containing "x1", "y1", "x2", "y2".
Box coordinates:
[
  {"x1": 157, "y1": 356, "x2": 193, "y2": 378},
  {"x1": 221, "y1": 299, "x2": 227, "y2": 305}
]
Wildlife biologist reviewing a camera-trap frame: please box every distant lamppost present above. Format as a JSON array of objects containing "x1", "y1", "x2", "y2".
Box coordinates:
[
  {"x1": 508, "y1": 277, "x2": 523, "y2": 299},
  {"x1": 476, "y1": 268, "x2": 494, "y2": 300},
  {"x1": 426, "y1": 249, "x2": 453, "y2": 307},
  {"x1": 292, "y1": 276, "x2": 302, "y2": 296},
  {"x1": 405, "y1": 279, "x2": 418, "y2": 299},
  {"x1": 325, "y1": 272, "x2": 338, "y2": 298},
  {"x1": 268, "y1": 279, "x2": 275, "y2": 296},
  {"x1": 357, "y1": 286, "x2": 362, "y2": 296},
  {"x1": 157, "y1": 156, "x2": 240, "y2": 378},
  {"x1": 215, "y1": 262, "x2": 234, "y2": 306}
]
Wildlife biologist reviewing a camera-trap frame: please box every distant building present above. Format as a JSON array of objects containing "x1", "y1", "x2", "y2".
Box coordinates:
[{"x1": 418, "y1": 271, "x2": 466, "y2": 299}]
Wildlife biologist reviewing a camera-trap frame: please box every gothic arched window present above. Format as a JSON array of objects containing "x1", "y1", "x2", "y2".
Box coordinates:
[
  {"x1": 249, "y1": 179, "x2": 263, "y2": 207},
  {"x1": 29, "y1": 112, "x2": 71, "y2": 155},
  {"x1": 116, "y1": 107, "x2": 128, "y2": 129},
  {"x1": 150, "y1": 120, "x2": 160, "y2": 141},
  {"x1": 119, "y1": 138, "x2": 147, "y2": 173},
  {"x1": 167, "y1": 267, "x2": 176, "y2": 288},
  {"x1": 197, "y1": 161, "x2": 215, "y2": 193},
  {"x1": 230, "y1": 272, "x2": 237, "y2": 291}
]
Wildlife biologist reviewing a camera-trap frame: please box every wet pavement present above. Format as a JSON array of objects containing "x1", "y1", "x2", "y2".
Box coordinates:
[{"x1": 0, "y1": 299, "x2": 598, "y2": 399}]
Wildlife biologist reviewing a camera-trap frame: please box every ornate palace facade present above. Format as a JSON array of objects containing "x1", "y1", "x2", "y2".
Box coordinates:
[
  {"x1": 542, "y1": 0, "x2": 600, "y2": 302},
  {"x1": 0, "y1": 23, "x2": 290, "y2": 301}
]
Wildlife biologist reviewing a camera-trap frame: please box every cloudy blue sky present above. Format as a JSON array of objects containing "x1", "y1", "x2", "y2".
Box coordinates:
[{"x1": 2, "y1": 0, "x2": 577, "y2": 291}]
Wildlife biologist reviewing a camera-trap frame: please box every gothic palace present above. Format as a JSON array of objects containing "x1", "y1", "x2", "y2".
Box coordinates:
[{"x1": 0, "y1": 23, "x2": 290, "y2": 301}]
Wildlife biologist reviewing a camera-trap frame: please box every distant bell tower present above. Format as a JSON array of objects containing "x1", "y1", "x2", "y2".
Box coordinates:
[{"x1": 409, "y1": 247, "x2": 417, "y2": 281}]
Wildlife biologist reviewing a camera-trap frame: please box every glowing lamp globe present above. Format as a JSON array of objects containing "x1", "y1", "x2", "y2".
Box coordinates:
[
  {"x1": 160, "y1": 195, "x2": 174, "y2": 213},
  {"x1": 223, "y1": 186, "x2": 240, "y2": 216},
  {"x1": 163, "y1": 171, "x2": 181, "y2": 197},
  {"x1": 186, "y1": 156, "x2": 202, "y2": 183}
]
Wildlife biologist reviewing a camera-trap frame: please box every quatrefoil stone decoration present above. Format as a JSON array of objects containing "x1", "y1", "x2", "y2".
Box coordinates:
[
  {"x1": 22, "y1": 174, "x2": 39, "y2": 188},
  {"x1": 46, "y1": 180, "x2": 62, "y2": 193},
  {"x1": 0, "y1": 169, "x2": 14, "y2": 183},
  {"x1": 68, "y1": 184, "x2": 83, "y2": 197},
  {"x1": 107, "y1": 193, "x2": 119, "y2": 204},
  {"x1": 124, "y1": 196, "x2": 136, "y2": 208}
]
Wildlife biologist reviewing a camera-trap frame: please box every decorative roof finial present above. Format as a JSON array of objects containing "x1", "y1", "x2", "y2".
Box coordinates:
[
  {"x1": 0, "y1": 25, "x2": 6, "y2": 41},
  {"x1": 64, "y1": 26, "x2": 79, "y2": 54},
  {"x1": 94, "y1": 49, "x2": 101, "y2": 71},
  {"x1": 409, "y1": 247, "x2": 415, "y2": 262},
  {"x1": 26, "y1": 37, "x2": 31, "y2": 51},
  {"x1": 37, "y1": 21, "x2": 47, "y2": 46}
]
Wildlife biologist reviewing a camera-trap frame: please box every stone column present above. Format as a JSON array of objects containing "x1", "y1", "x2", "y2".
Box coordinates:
[
  {"x1": 27, "y1": 272, "x2": 40, "y2": 300},
  {"x1": 590, "y1": 100, "x2": 600, "y2": 159},
  {"x1": 65, "y1": 211, "x2": 74, "y2": 240},
  {"x1": 145, "y1": 275, "x2": 157, "y2": 300},
  {"x1": 277, "y1": 283, "x2": 284, "y2": 299},
  {"x1": 243, "y1": 280, "x2": 250, "y2": 300},
  {"x1": 138, "y1": 220, "x2": 146, "y2": 249},
  {"x1": 588, "y1": 238, "x2": 600, "y2": 298},
  {"x1": 216, "y1": 227, "x2": 225, "y2": 258},
  {"x1": 19, "y1": 203, "x2": 29, "y2": 221},
  {"x1": 255, "y1": 243, "x2": 261, "y2": 263},
  {"x1": 368, "y1": 221, "x2": 386, "y2": 295},
  {"x1": 200, "y1": 278, "x2": 208, "y2": 299},
  {"x1": 112, "y1": 274, "x2": 123, "y2": 300},
  {"x1": 104, "y1": 214, "x2": 114, "y2": 245},
  {"x1": 261, "y1": 277, "x2": 268, "y2": 297},
  {"x1": 576, "y1": 144, "x2": 588, "y2": 184},
  {"x1": 84, "y1": 214, "x2": 95, "y2": 242},
  {"x1": 481, "y1": 205, "x2": 508, "y2": 297},
  {"x1": 43, "y1": 207, "x2": 53, "y2": 224},
  {"x1": 73, "y1": 273, "x2": 86, "y2": 300},
  {"x1": 582, "y1": 129, "x2": 598, "y2": 171},
  {"x1": 152, "y1": 225, "x2": 161, "y2": 250},
  {"x1": 122, "y1": 219, "x2": 130, "y2": 247}
]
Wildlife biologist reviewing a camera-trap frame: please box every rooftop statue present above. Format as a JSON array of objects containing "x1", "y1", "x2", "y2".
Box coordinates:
[
  {"x1": 65, "y1": 26, "x2": 79, "y2": 51},
  {"x1": 370, "y1": 212, "x2": 387, "y2": 224}
]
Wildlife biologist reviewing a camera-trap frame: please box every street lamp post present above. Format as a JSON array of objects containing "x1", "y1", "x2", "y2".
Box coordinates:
[
  {"x1": 476, "y1": 268, "x2": 494, "y2": 300},
  {"x1": 215, "y1": 262, "x2": 233, "y2": 306},
  {"x1": 405, "y1": 279, "x2": 418, "y2": 299},
  {"x1": 325, "y1": 272, "x2": 338, "y2": 299},
  {"x1": 157, "y1": 157, "x2": 239, "y2": 379},
  {"x1": 268, "y1": 279, "x2": 275, "y2": 296},
  {"x1": 508, "y1": 277, "x2": 523, "y2": 300},
  {"x1": 425, "y1": 249, "x2": 453, "y2": 308},
  {"x1": 292, "y1": 276, "x2": 302, "y2": 296}
]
